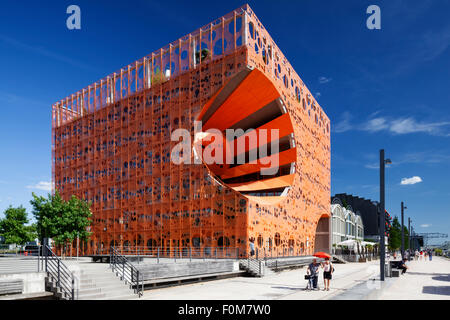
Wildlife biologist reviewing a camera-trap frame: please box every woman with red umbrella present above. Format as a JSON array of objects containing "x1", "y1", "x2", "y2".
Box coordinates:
[{"x1": 313, "y1": 252, "x2": 334, "y2": 291}]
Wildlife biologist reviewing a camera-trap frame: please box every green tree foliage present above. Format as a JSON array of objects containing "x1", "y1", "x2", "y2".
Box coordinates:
[
  {"x1": 30, "y1": 191, "x2": 92, "y2": 246},
  {"x1": 387, "y1": 216, "x2": 411, "y2": 251},
  {"x1": 402, "y1": 226, "x2": 409, "y2": 250},
  {"x1": 0, "y1": 206, "x2": 36, "y2": 245},
  {"x1": 388, "y1": 216, "x2": 401, "y2": 251}
]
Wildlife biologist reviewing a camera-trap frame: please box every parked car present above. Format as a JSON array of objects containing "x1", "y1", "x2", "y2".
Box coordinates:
[{"x1": 20, "y1": 245, "x2": 43, "y2": 256}]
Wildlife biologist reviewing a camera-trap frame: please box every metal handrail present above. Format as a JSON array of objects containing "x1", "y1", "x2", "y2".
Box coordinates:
[
  {"x1": 44, "y1": 245, "x2": 76, "y2": 300},
  {"x1": 110, "y1": 247, "x2": 143, "y2": 297},
  {"x1": 93, "y1": 246, "x2": 241, "y2": 260},
  {"x1": 240, "y1": 257, "x2": 263, "y2": 276}
]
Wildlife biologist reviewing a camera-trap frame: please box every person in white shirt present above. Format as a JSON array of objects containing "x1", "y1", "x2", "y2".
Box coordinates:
[{"x1": 322, "y1": 258, "x2": 334, "y2": 291}]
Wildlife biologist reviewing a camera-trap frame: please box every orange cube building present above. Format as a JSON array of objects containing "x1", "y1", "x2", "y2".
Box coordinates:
[{"x1": 52, "y1": 4, "x2": 331, "y2": 258}]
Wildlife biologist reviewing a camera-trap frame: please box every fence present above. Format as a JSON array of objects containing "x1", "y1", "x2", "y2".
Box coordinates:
[
  {"x1": 0, "y1": 244, "x2": 44, "y2": 274},
  {"x1": 95, "y1": 246, "x2": 241, "y2": 262}
]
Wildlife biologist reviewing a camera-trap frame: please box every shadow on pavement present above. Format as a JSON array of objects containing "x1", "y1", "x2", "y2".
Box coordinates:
[
  {"x1": 422, "y1": 286, "x2": 450, "y2": 296},
  {"x1": 407, "y1": 272, "x2": 450, "y2": 277},
  {"x1": 432, "y1": 275, "x2": 450, "y2": 282},
  {"x1": 271, "y1": 286, "x2": 303, "y2": 291}
]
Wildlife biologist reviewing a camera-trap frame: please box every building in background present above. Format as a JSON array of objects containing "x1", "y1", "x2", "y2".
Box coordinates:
[
  {"x1": 52, "y1": 5, "x2": 331, "y2": 258},
  {"x1": 330, "y1": 200, "x2": 364, "y2": 247},
  {"x1": 332, "y1": 194, "x2": 380, "y2": 241}
]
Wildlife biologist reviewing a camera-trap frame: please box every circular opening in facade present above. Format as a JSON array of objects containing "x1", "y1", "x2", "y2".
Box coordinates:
[{"x1": 196, "y1": 68, "x2": 297, "y2": 201}]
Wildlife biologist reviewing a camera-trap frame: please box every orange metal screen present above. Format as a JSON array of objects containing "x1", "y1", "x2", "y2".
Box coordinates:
[{"x1": 52, "y1": 5, "x2": 331, "y2": 258}]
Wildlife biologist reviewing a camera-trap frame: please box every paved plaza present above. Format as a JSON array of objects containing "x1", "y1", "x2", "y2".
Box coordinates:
[
  {"x1": 379, "y1": 256, "x2": 450, "y2": 300},
  {"x1": 137, "y1": 257, "x2": 450, "y2": 300},
  {"x1": 139, "y1": 260, "x2": 381, "y2": 300}
]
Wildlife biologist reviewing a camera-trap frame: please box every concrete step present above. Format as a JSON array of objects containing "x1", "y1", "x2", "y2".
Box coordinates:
[
  {"x1": 78, "y1": 292, "x2": 107, "y2": 300},
  {"x1": 77, "y1": 287, "x2": 102, "y2": 295},
  {"x1": 78, "y1": 273, "x2": 119, "y2": 281},
  {"x1": 80, "y1": 277, "x2": 125, "y2": 287},
  {"x1": 62, "y1": 262, "x2": 137, "y2": 300},
  {"x1": 79, "y1": 282, "x2": 130, "y2": 291},
  {"x1": 78, "y1": 287, "x2": 134, "y2": 299},
  {"x1": 98, "y1": 293, "x2": 138, "y2": 300}
]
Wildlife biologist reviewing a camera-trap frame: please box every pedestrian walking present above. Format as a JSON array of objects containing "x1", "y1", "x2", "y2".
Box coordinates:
[
  {"x1": 249, "y1": 238, "x2": 255, "y2": 257},
  {"x1": 306, "y1": 258, "x2": 320, "y2": 290},
  {"x1": 428, "y1": 250, "x2": 432, "y2": 261},
  {"x1": 322, "y1": 257, "x2": 334, "y2": 291}
]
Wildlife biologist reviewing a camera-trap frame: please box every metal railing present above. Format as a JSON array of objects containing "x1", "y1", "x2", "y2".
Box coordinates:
[
  {"x1": 110, "y1": 247, "x2": 143, "y2": 297},
  {"x1": 95, "y1": 246, "x2": 241, "y2": 262},
  {"x1": 241, "y1": 258, "x2": 264, "y2": 276},
  {"x1": 44, "y1": 245, "x2": 77, "y2": 300},
  {"x1": 0, "y1": 244, "x2": 44, "y2": 273}
]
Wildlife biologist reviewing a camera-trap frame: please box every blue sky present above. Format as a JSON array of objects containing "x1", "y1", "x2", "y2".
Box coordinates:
[{"x1": 0, "y1": 1, "x2": 449, "y2": 244}]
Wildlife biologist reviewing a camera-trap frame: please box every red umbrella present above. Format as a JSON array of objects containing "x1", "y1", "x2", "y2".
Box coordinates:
[{"x1": 313, "y1": 252, "x2": 331, "y2": 259}]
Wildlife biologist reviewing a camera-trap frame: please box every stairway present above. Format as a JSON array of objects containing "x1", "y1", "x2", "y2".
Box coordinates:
[
  {"x1": 65, "y1": 261, "x2": 138, "y2": 300},
  {"x1": 0, "y1": 257, "x2": 39, "y2": 274},
  {"x1": 332, "y1": 255, "x2": 348, "y2": 264},
  {"x1": 239, "y1": 259, "x2": 271, "y2": 277}
]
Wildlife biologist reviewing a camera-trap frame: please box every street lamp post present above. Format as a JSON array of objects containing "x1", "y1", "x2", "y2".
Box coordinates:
[
  {"x1": 408, "y1": 218, "x2": 412, "y2": 261},
  {"x1": 379, "y1": 149, "x2": 391, "y2": 281},
  {"x1": 401, "y1": 202, "x2": 407, "y2": 259}
]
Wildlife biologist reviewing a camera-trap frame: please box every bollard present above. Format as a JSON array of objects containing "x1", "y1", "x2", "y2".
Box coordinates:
[
  {"x1": 57, "y1": 259, "x2": 61, "y2": 287},
  {"x1": 71, "y1": 276, "x2": 75, "y2": 300}
]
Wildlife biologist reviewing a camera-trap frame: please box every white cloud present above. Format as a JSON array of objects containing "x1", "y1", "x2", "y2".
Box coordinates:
[
  {"x1": 319, "y1": 76, "x2": 332, "y2": 84},
  {"x1": 363, "y1": 117, "x2": 389, "y2": 132},
  {"x1": 420, "y1": 224, "x2": 432, "y2": 228},
  {"x1": 390, "y1": 118, "x2": 450, "y2": 135},
  {"x1": 333, "y1": 111, "x2": 353, "y2": 133},
  {"x1": 315, "y1": 92, "x2": 321, "y2": 97},
  {"x1": 0, "y1": 34, "x2": 94, "y2": 71},
  {"x1": 26, "y1": 181, "x2": 52, "y2": 192},
  {"x1": 334, "y1": 113, "x2": 450, "y2": 137},
  {"x1": 400, "y1": 176, "x2": 423, "y2": 185},
  {"x1": 365, "y1": 163, "x2": 379, "y2": 170}
]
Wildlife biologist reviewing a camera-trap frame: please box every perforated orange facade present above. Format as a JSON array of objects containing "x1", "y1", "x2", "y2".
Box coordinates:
[{"x1": 52, "y1": 5, "x2": 331, "y2": 258}]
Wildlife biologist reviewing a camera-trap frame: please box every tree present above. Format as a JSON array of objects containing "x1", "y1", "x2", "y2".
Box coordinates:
[
  {"x1": 388, "y1": 216, "x2": 401, "y2": 251},
  {"x1": 402, "y1": 226, "x2": 409, "y2": 250},
  {"x1": 54, "y1": 194, "x2": 92, "y2": 246},
  {"x1": 0, "y1": 206, "x2": 36, "y2": 245},
  {"x1": 30, "y1": 191, "x2": 92, "y2": 247}
]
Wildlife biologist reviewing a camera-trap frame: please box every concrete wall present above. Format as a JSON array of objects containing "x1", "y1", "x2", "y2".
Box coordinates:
[
  {"x1": 137, "y1": 260, "x2": 237, "y2": 280},
  {"x1": 0, "y1": 272, "x2": 46, "y2": 294}
]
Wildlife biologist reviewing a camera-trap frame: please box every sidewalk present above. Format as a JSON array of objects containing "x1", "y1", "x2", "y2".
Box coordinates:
[
  {"x1": 378, "y1": 256, "x2": 450, "y2": 300},
  {"x1": 138, "y1": 260, "x2": 381, "y2": 300}
]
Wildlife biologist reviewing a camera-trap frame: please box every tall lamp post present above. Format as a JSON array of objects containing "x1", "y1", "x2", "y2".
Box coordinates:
[
  {"x1": 408, "y1": 218, "x2": 412, "y2": 261},
  {"x1": 380, "y1": 149, "x2": 392, "y2": 281},
  {"x1": 401, "y1": 202, "x2": 407, "y2": 258}
]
